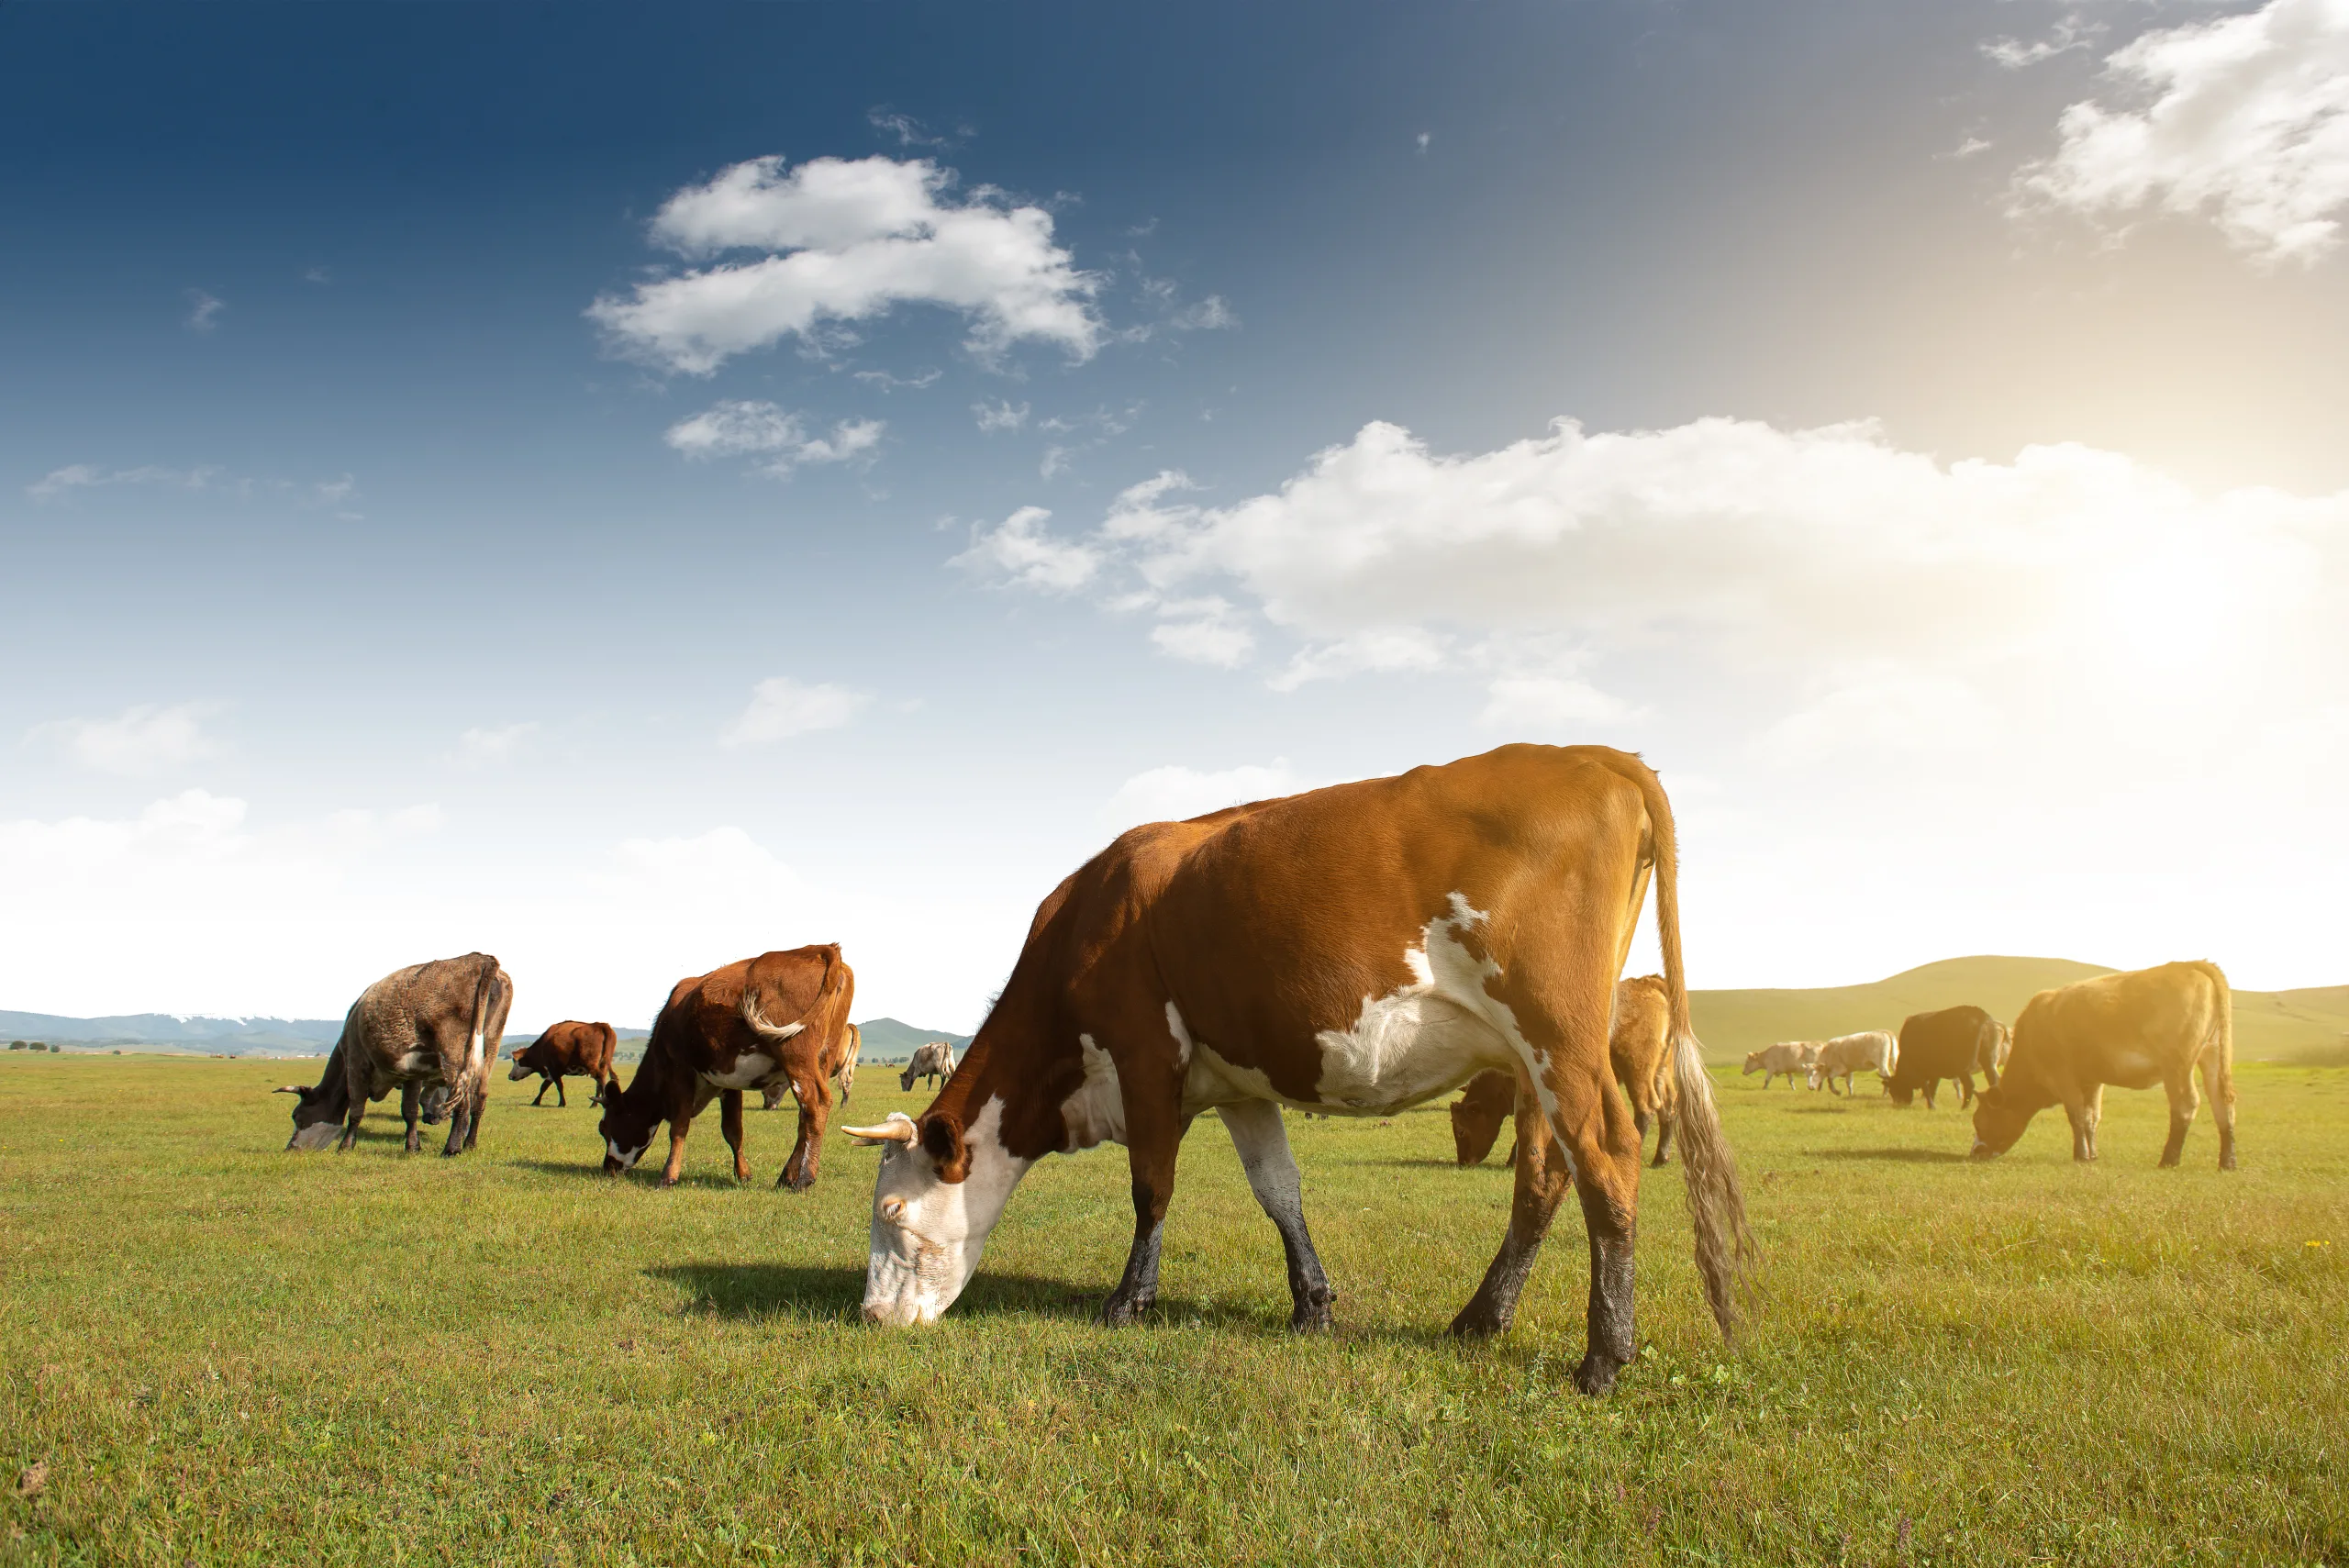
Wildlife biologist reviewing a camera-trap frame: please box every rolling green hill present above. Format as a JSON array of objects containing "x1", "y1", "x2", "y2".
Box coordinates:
[{"x1": 1687, "y1": 955, "x2": 2349, "y2": 1065}]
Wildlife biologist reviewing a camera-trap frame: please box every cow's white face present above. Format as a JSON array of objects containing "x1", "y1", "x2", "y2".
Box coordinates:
[
  {"x1": 859, "y1": 1100, "x2": 1031, "y2": 1328},
  {"x1": 604, "y1": 1136, "x2": 647, "y2": 1173},
  {"x1": 286, "y1": 1118, "x2": 341, "y2": 1151}
]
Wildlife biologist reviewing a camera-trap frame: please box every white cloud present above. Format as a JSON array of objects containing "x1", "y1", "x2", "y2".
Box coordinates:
[
  {"x1": 587, "y1": 155, "x2": 1103, "y2": 373},
  {"x1": 664, "y1": 400, "x2": 885, "y2": 476},
  {"x1": 1948, "y1": 136, "x2": 1994, "y2": 161},
  {"x1": 28, "y1": 703, "x2": 219, "y2": 775},
  {"x1": 1984, "y1": 14, "x2": 2102, "y2": 71},
  {"x1": 27, "y1": 464, "x2": 219, "y2": 502},
  {"x1": 185, "y1": 290, "x2": 224, "y2": 332},
  {"x1": 974, "y1": 398, "x2": 1030, "y2": 433},
  {"x1": 2016, "y1": 0, "x2": 2349, "y2": 263},
  {"x1": 455, "y1": 722, "x2": 540, "y2": 766},
  {"x1": 952, "y1": 506, "x2": 1102, "y2": 592},
  {"x1": 1753, "y1": 670, "x2": 2000, "y2": 766},
  {"x1": 1104, "y1": 760, "x2": 1310, "y2": 828},
  {"x1": 1478, "y1": 673, "x2": 1633, "y2": 731},
  {"x1": 1147, "y1": 597, "x2": 1255, "y2": 668},
  {"x1": 718, "y1": 677, "x2": 871, "y2": 748}
]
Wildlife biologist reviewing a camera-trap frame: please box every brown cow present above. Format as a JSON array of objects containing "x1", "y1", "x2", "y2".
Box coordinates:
[
  {"x1": 1451, "y1": 973, "x2": 1681, "y2": 1168},
  {"x1": 277, "y1": 953, "x2": 512, "y2": 1156},
  {"x1": 763, "y1": 1021, "x2": 862, "y2": 1110},
  {"x1": 1971, "y1": 962, "x2": 2236, "y2": 1169},
  {"x1": 1887, "y1": 1006, "x2": 2005, "y2": 1108},
  {"x1": 509, "y1": 1020, "x2": 618, "y2": 1107},
  {"x1": 598, "y1": 946, "x2": 856, "y2": 1190},
  {"x1": 845, "y1": 745, "x2": 1753, "y2": 1396}
]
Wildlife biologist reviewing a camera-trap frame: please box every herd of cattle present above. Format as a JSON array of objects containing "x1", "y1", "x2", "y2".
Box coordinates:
[{"x1": 268, "y1": 743, "x2": 2242, "y2": 1396}]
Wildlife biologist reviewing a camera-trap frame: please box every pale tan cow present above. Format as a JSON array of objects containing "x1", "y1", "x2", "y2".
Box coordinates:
[
  {"x1": 1742, "y1": 1040, "x2": 1819, "y2": 1089},
  {"x1": 1807, "y1": 1030, "x2": 1896, "y2": 1095}
]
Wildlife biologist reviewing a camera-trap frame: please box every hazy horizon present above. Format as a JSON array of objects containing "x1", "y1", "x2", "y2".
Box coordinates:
[{"x1": 6, "y1": 1, "x2": 2345, "y2": 1031}]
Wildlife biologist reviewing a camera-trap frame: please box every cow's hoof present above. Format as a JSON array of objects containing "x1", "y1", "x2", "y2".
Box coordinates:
[
  {"x1": 2221, "y1": 1152, "x2": 2238, "y2": 1172},
  {"x1": 1650, "y1": 1154, "x2": 1671, "y2": 1169},
  {"x1": 1289, "y1": 1292, "x2": 1336, "y2": 1333},
  {"x1": 2158, "y1": 1152, "x2": 2182, "y2": 1169},
  {"x1": 1448, "y1": 1300, "x2": 1511, "y2": 1340},
  {"x1": 1098, "y1": 1290, "x2": 1154, "y2": 1328},
  {"x1": 1571, "y1": 1354, "x2": 1622, "y2": 1396},
  {"x1": 775, "y1": 1167, "x2": 814, "y2": 1193}
]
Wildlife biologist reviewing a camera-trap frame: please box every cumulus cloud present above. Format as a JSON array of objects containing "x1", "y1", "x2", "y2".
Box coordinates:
[
  {"x1": 455, "y1": 722, "x2": 540, "y2": 766},
  {"x1": 664, "y1": 400, "x2": 885, "y2": 476},
  {"x1": 957, "y1": 413, "x2": 2346, "y2": 746},
  {"x1": 28, "y1": 703, "x2": 220, "y2": 775},
  {"x1": 718, "y1": 677, "x2": 871, "y2": 748},
  {"x1": 2016, "y1": 0, "x2": 2349, "y2": 263},
  {"x1": 974, "y1": 398, "x2": 1030, "y2": 433},
  {"x1": 1984, "y1": 13, "x2": 2102, "y2": 70},
  {"x1": 587, "y1": 154, "x2": 1103, "y2": 373},
  {"x1": 184, "y1": 290, "x2": 225, "y2": 332},
  {"x1": 27, "y1": 465, "x2": 221, "y2": 502},
  {"x1": 1104, "y1": 760, "x2": 1310, "y2": 828}
]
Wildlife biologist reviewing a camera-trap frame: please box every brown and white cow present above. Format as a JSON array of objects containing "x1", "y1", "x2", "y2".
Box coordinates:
[
  {"x1": 1887, "y1": 1006, "x2": 2005, "y2": 1108},
  {"x1": 509, "y1": 1020, "x2": 618, "y2": 1107},
  {"x1": 899, "y1": 1039, "x2": 957, "y2": 1093},
  {"x1": 598, "y1": 946, "x2": 856, "y2": 1190},
  {"x1": 764, "y1": 1021, "x2": 862, "y2": 1110},
  {"x1": 1742, "y1": 1040, "x2": 1818, "y2": 1089},
  {"x1": 1806, "y1": 1030, "x2": 1897, "y2": 1095},
  {"x1": 844, "y1": 745, "x2": 1753, "y2": 1396},
  {"x1": 277, "y1": 953, "x2": 512, "y2": 1156},
  {"x1": 1971, "y1": 962, "x2": 2236, "y2": 1169},
  {"x1": 1451, "y1": 973, "x2": 1681, "y2": 1169}
]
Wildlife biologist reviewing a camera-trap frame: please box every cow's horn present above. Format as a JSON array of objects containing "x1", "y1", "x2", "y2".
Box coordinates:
[
  {"x1": 843, "y1": 1118, "x2": 918, "y2": 1146},
  {"x1": 272, "y1": 1084, "x2": 306, "y2": 1095}
]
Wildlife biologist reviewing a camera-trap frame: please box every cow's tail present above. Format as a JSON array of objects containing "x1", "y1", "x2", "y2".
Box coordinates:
[
  {"x1": 2191, "y1": 961, "x2": 2234, "y2": 1105},
  {"x1": 455, "y1": 956, "x2": 501, "y2": 1113},
  {"x1": 1621, "y1": 758, "x2": 1756, "y2": 1341},
  {"x1": 741, "y1": 945, "x2": 856, "y2": 1071}
]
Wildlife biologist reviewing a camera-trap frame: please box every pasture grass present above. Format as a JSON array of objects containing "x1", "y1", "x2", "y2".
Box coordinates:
[{"x1": 3, "y1": 1052, "x2": 2344, "y2": 1566}]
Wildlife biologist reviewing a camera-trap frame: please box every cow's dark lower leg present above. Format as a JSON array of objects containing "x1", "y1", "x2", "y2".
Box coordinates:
[
  {"x1": 465, "y1": 1084, "x2": 483, "y2": 1151},
  {"x1": 720, "y1": 1090, "x2": 751, "y2": 1183},
  {"x1": 1573, "y1": 1173, "x2": 1639, "y2": 1396},
  {"x1": 553, "y1": 1076, "x2": 567, "y2": 1109},
  {"x1": 1651, "y1": 1111, "x2": 1676, "y2": 1168},
  {"x1": 400, "y1": 1084, "x2": 423, "y2": 1154},
  {"x1": 531, "y1": 1077, "x2": 552, "y2": 1106},
  {"x1": 777, "y1": 1073, "x2": 828, "y2": 1191},
  {"x1": 2159, "y1": 1071, "x2": 2199, "y2": 1168},
  {"x1": 1217, "y1": 1101, "x2": 1335, "y2": 1331},
  {"x1": 1102, "y1": 1107, "x2": 1187, "y2": 1328},
  {"x1": 2204, "y1": 1053, "x2": 2237, "y2": 1171},
  {"x1": 1453, "y1": 1095, "x2": 1571, "y2": 1340},
  {"x1": 441, "y1": 1093, "x2": 473, "y2": 1157},
  {"x1": 336, "y1": 1108, "x2": 363, "y2": 1152}
]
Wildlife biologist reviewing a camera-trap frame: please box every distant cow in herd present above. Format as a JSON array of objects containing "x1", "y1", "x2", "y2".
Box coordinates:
[
  {"x1": 1808, "y1": 1030, "x2": 1897, "y2": 1095},
  {"x1": 508, "y1": 1020, "x2": 618, "y2": 1107},
  {"x1": 1972, "y1": 962, "x2": 2236, "y2": 1169},
  {"x1": 900, "y1": 1039, "x2": 956, "y2": 1092},
  {"x1": 1451, "y1": 973, "x2": 1681, "y2": 1169},
  {"x1": 278, "y1": 952, "x2": 513, "y2": 1156},
  {"x1": 598, "y1": 944, "x2": 859, "y2": 1190},
  {"x1": 1887, "y1": 1005, "x2": 2009, "y2": 1108},
  {"x1": 1742, "y1": 1040, "x2": 1818, "y2": 1089}
]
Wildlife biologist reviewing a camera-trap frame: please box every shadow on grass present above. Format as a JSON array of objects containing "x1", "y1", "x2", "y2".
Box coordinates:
[
  {"x1": 650, "y1": 1262, "x2": 1278, "y2": 1329},
  {"x1": 1803, "y1": 1147, "x2": 1972, "y2": 1165},
  {"x1": 507, "y1": 1157, "x2": 796, "y2": 1192}
]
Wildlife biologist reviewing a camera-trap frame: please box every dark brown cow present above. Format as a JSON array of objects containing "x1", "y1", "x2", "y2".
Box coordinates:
[
  {"x1": 1451, "y1": 973, "x2": 1681, "y2": 1169},
  {"x1": 598, "y1": 945, "x2": 856, "y2": 1190},
  {"x1": 277, "y1": 953, "x2": 512, "y2": 1156},
  {"x1": 509, "y1": 1020, "x2": 618, "y2": 1107},
  {"x1": 845, "y1": 745, "x2": 1753, "y2": 1396},
  {"x1": 1972, "y1": 962, "x2": 2236, "y2": 1168},
  {"x1": 1887, "y1": 1006, "x2": 2007, "y2": 1108}
]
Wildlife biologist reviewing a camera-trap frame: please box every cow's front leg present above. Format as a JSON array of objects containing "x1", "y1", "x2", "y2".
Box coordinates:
[
  {"x1": 1102, "y1": 1092, "x2": 1189, "y2": 1328},
  {"x1": 660, "y1": 1114, "x2": 694, "y2": 1186},
  {"x1": 776, "y1": 1070, "x2": 828, "y2": 1192},
  {"x1": 1217, "y1": 1100, "x2": 1334, "y2": 1331},
  {"x1": 400, "y1": 1083, "x2": 423, "y2": 1154},
  {"x1": 720, "y1": 1089, "x2": 751, "y2": 1183},
  {"x1": 1453, "y1": 1078, "x2": 1571, "y2": 1340},
  {"x1": 531, "y1": 1075, "x2": 552, "y2": 1106},
  {"x1": 336, "y1": 1106, "x2": 364, "y2": 1152}
]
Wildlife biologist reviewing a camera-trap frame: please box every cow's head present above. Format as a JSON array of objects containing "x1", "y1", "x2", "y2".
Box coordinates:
[
  {"x1": 598, "y1": 1088, "x2": 656, "y2": 1175},
  {"x1": 1449, "y1": 1095, "x2": 1508, "y2": 1166},
  {"x1": 507, "y1": 1042, "x2": 542, "y2": 1082},
  {"x1": 419, "y1": 1085, "x2": 452, "y2": 1126},
  {"x1": 1969, "y1": 1083, "x2": 2029, "y2": 1159},
  {"x1": 847, "y1": 1102, "x2": 1032, "y2": 1327},
  {"x1": 1885, "y1": 1078, "x2": 1916, "y2": 1107},
  {"x1": 275, "y1": 1084, "x2": 341, "y2": 1151},
  {"x1": 1741, "y1": 1051, "x2": 1765, "y2": 1076}
]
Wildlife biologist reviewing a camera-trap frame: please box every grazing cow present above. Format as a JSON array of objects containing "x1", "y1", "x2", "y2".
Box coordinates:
[
  {"x1": 599, "y1": 946, "x2": 856, "y2": 1190},
  {"x1": 1807, "y1": 1030, "x2": 1897, "y2": 1095},
  {"x1": 1972, "y1": 962, "x2": 2236, "y2": 1169},
  {"x1": 764, "y1": 1022, "x2": 862, "y2": 1110},
  {"x1": 844, "y1": 745, "x2": 1753, "y2": 1396},
  {"x1": 1887, "y1": 1006, "x2": 2005, "y2": 1108},
  {"x1": 1452, "y1": 974, "x2": 1681, "y2": 1168},
  {"x1": 508, "y1": 1020, "x2": 618, "y2": 1107},
  {"x1": 899, "y1": 1040, "x2": 957, "y2": 1092},
  {"x1": 1742, "y1": 1041, "x2": 1819, "y2": 1089},
  {"x1": 276, "y1": 953, "x2": 513, "y2": 1156}
]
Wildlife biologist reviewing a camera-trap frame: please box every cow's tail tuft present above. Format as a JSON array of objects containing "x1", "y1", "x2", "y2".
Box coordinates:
[{"x1": 1620, "y1": 758, "x2": 1756, "y2": 1341}]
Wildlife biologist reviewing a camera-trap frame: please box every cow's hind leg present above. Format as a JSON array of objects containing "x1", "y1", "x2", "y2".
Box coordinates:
[
  {"x1": 1217, "y1": 1100, "x2": 1335, "y2": 1331},
  {"x1": 400, "y1": 1083, "x2": 423, "y2": 1154},
  {"x1": 721, "y1": 1089, "x2": 751, "y2": 1183},
  {"x1": 2203, "y1": 1050, "x2": 2237, "y2": 1171},
  {"x1": 1651, "y1": 1109, "x2": 1676, "y2": 1168},
  {"x1": 1452, "y1": 1083, "x2": 1571, "y2": 1341},
  {"x1": 2159, "y1": 1068, "x2": 2200, "y2": 1168},
  {"x1": 776, "y1": 1068, "x2": 829, "y2": 1192},
  {"x1": 553, "y1": 1075, "x2": 567, "y2": 1109}
]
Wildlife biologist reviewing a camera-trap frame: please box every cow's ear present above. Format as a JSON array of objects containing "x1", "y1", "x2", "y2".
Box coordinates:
[{"x1": 920, "y1": 1115, "x2": 971, "y2": 1183}]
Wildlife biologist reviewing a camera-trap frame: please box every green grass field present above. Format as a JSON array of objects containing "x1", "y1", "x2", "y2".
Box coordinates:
[{"x1": 4, "y1": 1051, "x2": 2344, "y2": 1567}]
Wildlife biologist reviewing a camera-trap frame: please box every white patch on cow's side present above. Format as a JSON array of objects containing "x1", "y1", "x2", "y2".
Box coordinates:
[
  {"x1": 1181, "y1": 1036, "x2": 1288, "y2": 1117},
  {"x1": 392, "y1": 1051, "x2": 432, "y2": 1075},
  {"x1": 1060, "y1": 1034, "x2": 1127, "y2": 1151},
  {"x1": 700, "y1": 1052, "x2": 777, "y2": 1091},
  {"x1": 861, "y1": 1095, "x2": 1035, "y2": 1328},
  {"x1": 606, "y1": 1137, "x2": 645, "y2": 1171},
  {"x1": 1309, "y1": 892, "x2": 1530, "y2": 1117},
  {"x1": 1163, "y1": 1001, "x2": 1195, "y2": 1070}
]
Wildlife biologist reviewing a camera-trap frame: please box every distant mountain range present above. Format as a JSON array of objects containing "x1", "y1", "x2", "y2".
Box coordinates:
[{"x1": 8, "y1": 962, "x2": 2339, "y2": 1063}]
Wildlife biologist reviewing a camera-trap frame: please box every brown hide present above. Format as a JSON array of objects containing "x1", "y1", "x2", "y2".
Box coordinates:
[
  {"x1": 1973, "y1": 962, "x2": 2236, "y2": 1169},
  {"x1": 509, "y1": 1020, "x2": 618, "y2": 1106},
  {"x1": 283, "y1": 953, "x2": 512, "y2": 1157},
  {"x1": 598, "y1": 945, "x2": 856, "y2": 1190},
  {"x1": 1449, "y1": 975, "x2": 1681, "y2": 1168}
]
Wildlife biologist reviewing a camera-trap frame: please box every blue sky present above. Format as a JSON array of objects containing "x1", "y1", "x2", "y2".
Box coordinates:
[{"x1": 6, "y1": 0, "x2": 2346, "y2": 1029}]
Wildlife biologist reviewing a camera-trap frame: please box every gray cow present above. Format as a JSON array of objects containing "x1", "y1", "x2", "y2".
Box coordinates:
[
  {"x1": 899, "y1": 1039, "x2": 956, "y2": 1092},
  {"x1": 277, "y1": 952, "x2": 513, "y2": 1156}
]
